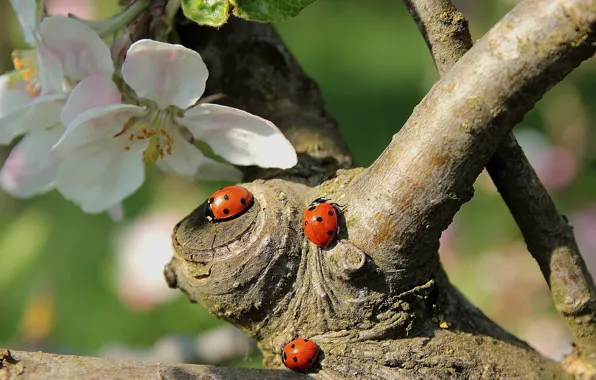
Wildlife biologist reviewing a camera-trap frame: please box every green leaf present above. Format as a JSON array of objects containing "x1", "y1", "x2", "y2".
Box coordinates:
[
  {"x1": 181, "y1": 0, "x2": 230, "y2": 27},
  {"x1": 229, "y1": 0, "x2": 316, "y2": 23},
  {"x1": 181, "y1": 0, "x2": 315, "y2": 26}
]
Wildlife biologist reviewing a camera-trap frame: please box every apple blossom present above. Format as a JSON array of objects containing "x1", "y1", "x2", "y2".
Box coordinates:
[
  {"x1": 0, "y1": 13, "x2": 113, "y2": 198},
  {"x1": 54, "y1": 39, "x2": 297, "y2": 213}
]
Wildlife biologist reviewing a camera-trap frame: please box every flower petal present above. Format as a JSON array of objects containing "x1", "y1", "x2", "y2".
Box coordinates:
[
  {"x1": 55, "y1": 104, "x2": 145, "y2": 149},
  {"x1": 179, "y1": 104, "x2": 297, "y2": 169},
  {"x1": 61, "y1": 72, "x2": 121, "y2": 126},
  {"x1": 40, "y1": 16, "x2": 113, "y2": 81},
  {"x1": 36, "y1": 42, "x2": 66, "y2": 95},
  {"x1": 0, "y1": 93, "x2": 65, "y2": 144},
  {"x1": 0, "y1": 126, "x2": 63, "y2": 197},
  {"x1": 10, "y1": 0, "x2": 42, "y2": 46},
  {"x1": 56, "y1": 136, "x2": 148, "y2": 213},
  {"x1": 156, "y1": 128, "x2": 205, "y2": 177},
  {"x1": 155, "y1": 126, "x2": 243, "y2": 181},
  {"x1": 0, "y1": 73, "x2": 35, "y2": 117},
  {"x1": 121, "y1": 39, "x2": 208, "y2": 110}
]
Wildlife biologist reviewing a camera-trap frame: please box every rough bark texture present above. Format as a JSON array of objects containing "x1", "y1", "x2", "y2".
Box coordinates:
[
  {"x1": 403, "y1": 0, "x2": 596, "y2": 368},
  {"x1": 402, "y1": 0, "x2": 473, "y2": 77},
  {"x1": 0, "y1": 349, "x2": 307, "y2": 380},
  {"x1": 6, "y1": 0, "x2": 596, "y2": 378},
  {"x1": 165, "y1": 0, "x2": 596, "y2": 378}
]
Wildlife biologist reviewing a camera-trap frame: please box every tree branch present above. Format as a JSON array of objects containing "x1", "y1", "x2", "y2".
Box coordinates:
[
  {"x1": 402, "y1": 0, "x2": 473, "y2": 76},
  {"x1": 402, "y1": 0, "x2": 596, "y2": 364},
  {"x1": 7, "y1": 0, "x2": 596, "y2": 378},
  {"x1": 340, "y1": 0, "x2": 596, "y2": 293},
  {"x1": 166, "y1": 3, "x2": 595, "y2": 376},
  {"x1": 0, "y1": 349, "x2": 306, "y2": 380},
  {"x1": 487, "y1": 135, "x2": 596, "y2": 363}
]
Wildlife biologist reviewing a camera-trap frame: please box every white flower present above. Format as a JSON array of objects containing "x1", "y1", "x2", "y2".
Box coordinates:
[
  {"x1": 54, "y1": 39, "x2": 297, "y2": 214},
  {"x1": 0, "y1": 14, "x2": 113, "y2": 197}
]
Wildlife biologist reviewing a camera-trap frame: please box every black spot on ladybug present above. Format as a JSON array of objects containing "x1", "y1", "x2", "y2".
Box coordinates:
[
  {"x1": 223, "y1": 194, "x2": 229, "y2": 200},
  {"x1": 293, "y1": 357, "x2": 298, "y2": 362},
  {"x1": 241, "y1": 197, "x2": 246, "y2": 205},
  {"x1": 316, "y1": 217, "x2": 323, "y2": 222},
  {"x1": 283, "y1": 352, "x2": 287, "y2": 360},
  {"x1": 223, "y1": 209, "x2": 230, "y2": 215},
  {"x1": 291, "y1": 344, "x2": 295, "y2": 349},
  {"x1": 304, "y1": 339, "x2": 309, "y2": 342},
  {"x1": 305, "y1": 221, "x2": 308, "y2": 226},
  {"x1": 328, "y1": 211, "x2": 334, "y2": 216},
  {"x1": 327, "y1": 230, "x2": 334, "y2": 236},
  {"x1": 308, "y1": 205, "x2": 316, "y2": 211},
  {"x1": 208, "y1": 197, "x2": 214, "y2": 204},
  {"x1": 308, "y1": 358, "x2": 312, "y2": 363}
]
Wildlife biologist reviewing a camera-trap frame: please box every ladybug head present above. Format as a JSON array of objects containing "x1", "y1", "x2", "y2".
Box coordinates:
[
  {"x1": 204, "y1": 201, "x2": 215, "y2": 222},
  {"x1": 308, "y1": 197, "x2": 329, "y2": 209}
]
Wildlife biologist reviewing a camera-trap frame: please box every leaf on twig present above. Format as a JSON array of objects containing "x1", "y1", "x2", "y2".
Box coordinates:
[{"x1": 181, "y1": 0, "x2": 316, "y2": 27}]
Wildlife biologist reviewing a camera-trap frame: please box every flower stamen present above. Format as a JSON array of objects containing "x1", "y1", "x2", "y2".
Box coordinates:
[
  {"x1": 10, "y1": 50, "x2": 41, "y2": 97},
  {"x1": 117, "y1": 113, "x2": 176, "y2": 164}
]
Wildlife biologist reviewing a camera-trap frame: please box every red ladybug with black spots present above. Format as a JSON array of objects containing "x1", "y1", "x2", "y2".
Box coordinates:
[
  {"x1": 282, "y1": 338, "x2": 319, "y2": 371},
  {"x1": 205, "y1": 185, "x2": 254, "y2": 221},
  {"x1": 303, "y1": 197, "x2": 340, "y2": 248}
]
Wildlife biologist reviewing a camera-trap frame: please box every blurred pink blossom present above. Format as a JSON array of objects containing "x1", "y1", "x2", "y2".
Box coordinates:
[
  {"x1": 439, "y1": 220, "x2": 459, "y2": 268},
  {"x1": 571, "y1": 205, "x2": 596, "y2": 278},
  {"x1": 113, "y1": 211, "x2": 183, "y2": 311},
  {"x1": 45, "y1": 0, "x2": 95, "y2": 18},
  {"x1": 515, "y1": 129, "x2": 577, "y2": 191},
  {"x1": 534, "y1": 146, "x2": 577, "y2": 191}
]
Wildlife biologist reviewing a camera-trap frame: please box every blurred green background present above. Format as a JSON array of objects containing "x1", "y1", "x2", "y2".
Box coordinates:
[{"x1": 1, "y1": 0, "x2": 595, "y2": 366}]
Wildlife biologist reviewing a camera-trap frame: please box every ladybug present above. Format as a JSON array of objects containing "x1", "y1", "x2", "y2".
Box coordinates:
[
  {"x1": 282, "y1": 338, "x2": 319, "y2": 372},
  {"x1": 205, "y1": 185, "x2": 254, "y2": 221},
  {"x1": 303, "y1": 197, "x2": 339, "y2": 248}
]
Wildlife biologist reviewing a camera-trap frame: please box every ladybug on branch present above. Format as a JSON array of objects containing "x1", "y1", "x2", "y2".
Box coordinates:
[
  {"x1": 205, "y1": 185, "x2": 254, "y2": 222},
  {"x1": 283, "y1": 338, "x2": 320, "y2": 371},
  {"x1": 302, "y1": 197, "x2": 341, "y2": 248}
]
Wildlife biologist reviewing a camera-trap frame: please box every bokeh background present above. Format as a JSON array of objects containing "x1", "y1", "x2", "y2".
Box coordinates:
[{"x1": 1, "y1": 0, "x2": 595, "y2": 367}]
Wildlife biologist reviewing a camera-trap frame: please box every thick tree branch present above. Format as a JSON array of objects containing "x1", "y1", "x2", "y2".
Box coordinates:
[
  {"x1": 165, "y1": 3, "x2": 594, "y2": 376},
  {"x1": 0, "y1": 349, "x2": 306, "y2": 380},
  {"x1": 341, "y1": 0, "x2": 596, "y2": 293},
  {"x1": 8, "y1": 0, "x2": 596, "y2": 378},
  {"x1": 403, "y1": 0, "x2": 596, "y2": 365}
]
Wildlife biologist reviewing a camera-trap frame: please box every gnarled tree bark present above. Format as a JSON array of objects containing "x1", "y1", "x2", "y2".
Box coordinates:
[
  {"x1": 5, "y1": 0, "x2": 596, "y2": 378},
  {"x1": 0, "y1": 349, "x2": 307, "y2": 379},
  {"x1": 165, "y1": 0, "x2": 596, "y2": 378}
]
